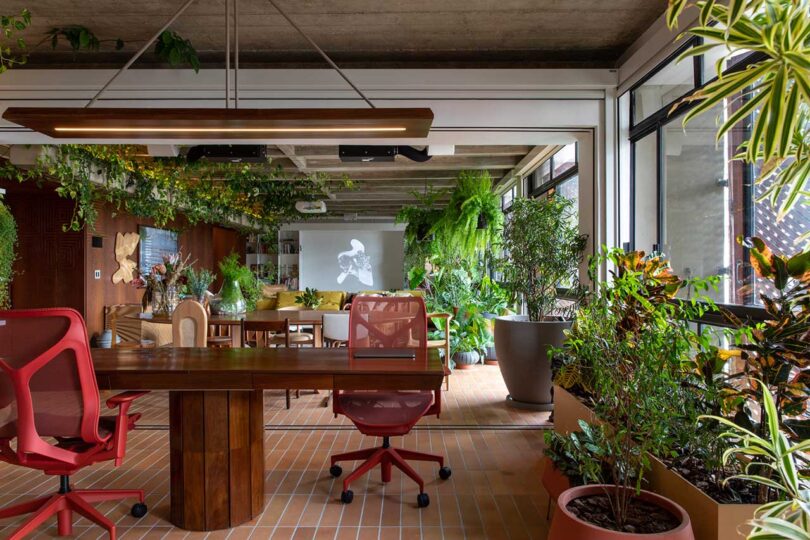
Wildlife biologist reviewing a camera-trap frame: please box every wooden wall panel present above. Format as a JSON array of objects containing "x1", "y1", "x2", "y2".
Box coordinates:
[
  {"x1": 212, "y1": 226, "x2": 246, "y2": 290},
  {"x1": 84, "y1": 202, "x2": 245, "y2": 338},
  {"x1": 3, "y1": 189, "x2": 85, "y2": 313}
]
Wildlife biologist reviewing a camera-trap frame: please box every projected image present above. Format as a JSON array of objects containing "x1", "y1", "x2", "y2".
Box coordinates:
[{"x1": 337, "y1": 239, "x2": 373, "y2": 287}]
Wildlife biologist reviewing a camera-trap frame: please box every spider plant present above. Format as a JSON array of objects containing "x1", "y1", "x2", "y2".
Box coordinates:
[
  {"x1": 701, "y1": 382, "x2": 809, "y2": 539},
  {"x1": 666, "y1": 0, "x2": 810, "y2": 242}
]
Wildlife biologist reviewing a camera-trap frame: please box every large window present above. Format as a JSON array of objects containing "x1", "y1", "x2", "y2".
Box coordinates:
[
  {"x1": 620, "y1": 45, "x2": 806, "y2": 308},
  {"x1": 526, "y1": 144, "x2": 578, "y2": 198}
]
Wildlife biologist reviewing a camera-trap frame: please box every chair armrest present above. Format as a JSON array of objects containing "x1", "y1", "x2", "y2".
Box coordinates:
[
  {"x1": 106, "y1": 391, "x2": 149, "y2": 409},
  {"x1": 105, "y1": 391, "x2": 148, "y2": 466}
]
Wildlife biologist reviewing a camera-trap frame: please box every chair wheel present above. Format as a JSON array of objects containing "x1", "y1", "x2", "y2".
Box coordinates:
[
  {"x1": 131, "y1": 503, "x2": 148, "y2": 518},
  {"x1": 330, "y1": 465, "x2": 343, "y2": 477},
  {"x1": 417, "y1": 493, "x2": 430, "y2": 508},
  {"x1": 439, "y1": 466, "x2": 452, "y2": 480},
  {"x1": 341, "y1": 490, "x2": 354, "y2": 504}
]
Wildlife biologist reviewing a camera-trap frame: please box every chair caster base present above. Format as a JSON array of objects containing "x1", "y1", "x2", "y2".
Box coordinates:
[
  {"x1": 330, "y1": 465, "x2": 343, "y2": 478},
  {"x1": 417, "y1": 493, "x2": 430, "y2": 508},
  {"x1": 439, "y1": 466, "x2": 452, "y2": 480},
  {"x1": 131, "y1": 503, "x2": 148, "y2": 518},
  {"x1": 341, "y1": 490, "x2": 354, "y2": 504}
]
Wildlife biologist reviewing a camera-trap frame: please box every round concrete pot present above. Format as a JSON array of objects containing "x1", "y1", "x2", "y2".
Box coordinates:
[
  {"x1": 549, "y1": 485, "x2": 694, "y2": 540},
  {"x1": 452, "y1": 350, "x2": 480, "y2": 369},
  {"x1": 494, "y1": 315, "x2": 570, "y2": 410}
]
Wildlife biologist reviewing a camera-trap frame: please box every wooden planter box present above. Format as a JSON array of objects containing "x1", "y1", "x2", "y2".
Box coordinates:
[{"x1": 551, "y1": 385, "x2": 758, "y2": 540}]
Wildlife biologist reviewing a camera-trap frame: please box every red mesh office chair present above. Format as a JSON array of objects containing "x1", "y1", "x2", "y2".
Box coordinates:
[
  {"x1": 0, "y1": 308, "x2": 148, "y2": 540},
  {"x1": 329, "y1": 296, "x2": 451, "y2": 508}
]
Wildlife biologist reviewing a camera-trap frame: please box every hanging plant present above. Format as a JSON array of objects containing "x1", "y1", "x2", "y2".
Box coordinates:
[
  {"x1": 0, "y1": 195, "x2": 17, "y2": 308},
  {"x1": 1, "y1": 145, "x2": 349, "y2": 233},
  {"x1": 432, "y1": 170, "x2": 504, "y2": 262},
  {"x1": 44, "y1": 25, "x2": 124, "y2": 54},
  {"x1": 0, "y1": 8, "x2": 31, "y2": 73},
  {"x1": 666, "y1": 0, "x2": 810, "y2": 241},
  {"x1": 154, "y1": 31, "x2": 200, "y2": 72}
]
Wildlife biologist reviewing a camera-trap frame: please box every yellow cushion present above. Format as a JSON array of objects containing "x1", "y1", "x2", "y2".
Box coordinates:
[
  {"x1": 256, "y1": 298, "x2": 277, "y2": 310},
  {"x1": 318, "y1": 303, "x2": 342, "y2": 311},
  {"x1": 396, "y1": 289, "x2": 424, "y2": 297},
  {"x1": 316, "y1": 291, "x2": 345, "y2": 309},
  {"x1": 276, "y1": 291, "x2": 302, "y2": 309}
]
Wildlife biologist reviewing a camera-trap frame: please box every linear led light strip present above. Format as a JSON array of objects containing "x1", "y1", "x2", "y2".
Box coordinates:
[{"x1": 54, "y1": 126, "x2": 407, "y2": 133}]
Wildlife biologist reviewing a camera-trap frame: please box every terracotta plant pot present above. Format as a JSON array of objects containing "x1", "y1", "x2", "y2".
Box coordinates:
[
  {"x1": 494, "y1": 316, "x2": 571, "y2": 410},
  {"x1": 541, "y1": 457, "x2": 571, "y2": 502},
  {"x1": 550, "y1": 485, "x2": 694, "y2": 540}
]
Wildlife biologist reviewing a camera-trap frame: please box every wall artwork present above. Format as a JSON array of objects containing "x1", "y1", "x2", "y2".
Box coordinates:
[{"x1": 112, "y1": 232, "x2": 140, "y2": 284}]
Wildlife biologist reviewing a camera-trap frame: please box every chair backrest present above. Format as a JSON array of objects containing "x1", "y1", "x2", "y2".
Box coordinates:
[
  {"x1": 0, "y1": 308, "x2": 104, "y2": 454},
  {"x1": 322, "y1": 313, "x2": 350, "y2": 342},
  {"x1": 241, "y1": 319, "x2": 290, "y2": 348},
  {"x1": 349, "y1": 296, "x2": 428, "y2": 349},
  {"x1": 105, "y1": 304, "x2": 143, "y2": 346},
  {"x1": 172, "y1": 300, "x2": 208, "y2": 347}
]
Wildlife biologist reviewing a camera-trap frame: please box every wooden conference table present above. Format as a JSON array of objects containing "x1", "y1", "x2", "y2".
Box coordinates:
[
  {"x1": 92, "y1": 346, "x2": 445, "y2": 532},
  {"x1": 133, "y1": 309, "x2": 345, "y2": 347}
]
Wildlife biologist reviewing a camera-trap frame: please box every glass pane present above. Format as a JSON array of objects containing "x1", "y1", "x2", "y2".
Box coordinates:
[
  {"x1": 556, "y1": 175, "x2": 579, "y2": 226},
  {"x1": 633, "y1": 132, "x2": 658, "y2": 252},
  {"x1": 553, "y1": 144, "x2": 577, "y2": 178},
  {"x1": 632, "y1": 56, "x2": 695, "y2": 124},
  {"x1": 702, "y1": 47, "x2": 752, "y2": 83},
  {"x1": 662, "y1": 103, "x2": 733, "y2": 303},
  {"x1": 533, "y1": 161, "x2": 551, "y2": 191}
]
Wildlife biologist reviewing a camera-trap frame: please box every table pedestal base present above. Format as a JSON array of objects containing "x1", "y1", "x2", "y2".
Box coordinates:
[{"x1": 169, "y1": 390, "x2": 264, "y2": 531}]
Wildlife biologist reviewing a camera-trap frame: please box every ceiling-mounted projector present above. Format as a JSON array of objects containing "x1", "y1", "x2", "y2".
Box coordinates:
[
  {"x1": 186, "y1": 144, "x2": 267, "y2": 163},
  {"x1": 295, "y1": 200, "x2": 327, "y2": 214},
  {"x1": 339, "y1": 145, "x2": 431, "y2": 163}
]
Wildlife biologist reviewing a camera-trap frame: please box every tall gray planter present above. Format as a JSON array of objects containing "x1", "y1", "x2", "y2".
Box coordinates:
[{"x1": 494, "y1": 315, "x2": 571, "y2": 410}]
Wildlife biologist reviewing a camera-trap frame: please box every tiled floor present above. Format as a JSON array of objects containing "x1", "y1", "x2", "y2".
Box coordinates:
[{"x1": 0, "y1": 366, "x2": 553, "y2": 539}]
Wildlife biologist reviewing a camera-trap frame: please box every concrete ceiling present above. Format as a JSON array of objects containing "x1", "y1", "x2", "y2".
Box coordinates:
[
  {"x1": 264, "y1": 144, "x2": 537, "y2": 217},
  {"x1": 4, "y1": 0, "x2": 668, "y2": 68}
]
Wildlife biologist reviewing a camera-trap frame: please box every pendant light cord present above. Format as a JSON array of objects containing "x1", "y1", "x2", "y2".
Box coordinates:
[
  {"x1": 85, "y1": 0, "x2": 198, "y2": 108},
  {"x1": 267, "y1": 0, "x2": 375, "y2": 109}
]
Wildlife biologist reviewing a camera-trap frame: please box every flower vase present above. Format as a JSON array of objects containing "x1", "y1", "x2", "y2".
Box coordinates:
[
  {"x1": 212, "y1": 279, "x2": 246, "y2": 315},
  {"x1": 151, "y1": 289, "x2": 164, "y2": 314},
  {"x1": 164, "y1": 284, "x2": 178, "y2": 314}
]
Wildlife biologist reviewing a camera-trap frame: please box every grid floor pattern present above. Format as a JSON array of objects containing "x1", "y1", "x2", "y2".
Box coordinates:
[{"x1": 0, "y1": 367, "x2": 552, "y2": 539}]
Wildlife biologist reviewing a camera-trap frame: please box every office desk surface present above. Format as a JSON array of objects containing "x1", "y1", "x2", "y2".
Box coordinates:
[{"x1": 91, "y1": 347, "x2": 444, "y2": 532}]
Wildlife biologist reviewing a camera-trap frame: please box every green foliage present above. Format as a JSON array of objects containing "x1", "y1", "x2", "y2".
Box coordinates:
[
  {"x1": 295, "y1": 287, "x2": 322, "y2": 310},
  {"x1": 543, "y1": 421, "x2": 612, "y2": 486},
  {"x1": 0, "y1": 8, "x2": 31, "y2": 73},
  {"x1": 499, "y1": 196, "x2": 586, "y2": 321},
  {"x1": 396, "y1": 186, "x2": 446, "y2": 285},
  {"x1": 666, "y1": 0, "x2": 810, "y2": 238},
  {"x1": 432, "y1": 171, "x2": 504, "y2": 262},
  {"x1": 2, "y1": 145, "x2": 343, "y2": 232},
  {"x1": 154, "y1": 31, "x2": 200, "y2": 72},
  {"x1": 449, "y1": 304, "x2": 489, "y2": 354},
  {"x1": 553, "y1": 247, "x2": 723, "y2": 528},
  {"x1": 46, "y1": 26, "x2": 100, "y2": 52},
  {"x1": 702, "y1": 384, "x2": 809, "y2": 539},
  {"x1": 184, "y1": 267, "x2": 216, "y2": 300},
  {"x1": 219, "y1": 253, "x2": 260, "y2": 311},
  {"x1": 726, "y1": 236, "x2": 810, "y2": 439},
  {"x1": 0, "y1": 196, "x2": 17, "y2": 308}
]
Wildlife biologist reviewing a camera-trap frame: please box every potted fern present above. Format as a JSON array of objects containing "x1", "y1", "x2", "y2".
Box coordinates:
[{"x1": 494, "y1": 196, "x2": 586, "y2": 409}]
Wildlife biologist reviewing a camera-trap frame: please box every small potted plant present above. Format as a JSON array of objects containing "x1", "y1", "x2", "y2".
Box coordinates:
[
  {"x1": 184, "y1": 267, "x2": 216, "y2": 304},
  {"x1": 295, "y1": 287, "x2": 322, "y2": 310},
  {"x1": 449, "y1": 303, "x2": 488, "y2": 369},
  {"x1": 212, "y1": 253, "x2": 248, "y2": 315},
  {"x1": 495, "y1": 196, "x2": 586, "y2": 409}
]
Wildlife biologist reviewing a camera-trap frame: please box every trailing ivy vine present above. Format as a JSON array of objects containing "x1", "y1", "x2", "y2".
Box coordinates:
[
  {"x1": 154, "y1": 31, "x2": 200, "y2": 72},
  {"x1": 0, "y1": 194, "x2": 17, "y2": 308},
  {"x1": 0, "y1": 145, "x2": 350, "y2": 233},
  {"x1": 0, "y1": 8, "x2": 31, "y2": 73}
]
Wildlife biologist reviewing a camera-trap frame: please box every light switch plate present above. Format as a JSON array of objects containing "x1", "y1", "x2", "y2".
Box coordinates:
[{"x1": 94, "y1": 270, "x2": 101, "y2": 279}]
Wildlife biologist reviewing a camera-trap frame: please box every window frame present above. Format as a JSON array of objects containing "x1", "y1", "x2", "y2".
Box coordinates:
[
  {"x1": 526, "y1": 143, "x2": 579, "y2": 199},
  {"x1": 620, "y1": 42, "x2": 770, "y2": 316}
]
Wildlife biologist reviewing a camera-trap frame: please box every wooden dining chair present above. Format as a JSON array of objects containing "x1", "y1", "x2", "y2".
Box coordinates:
[
  {"x1": 241, "y1": 319, "x2": 299, "y2": 409},
  {"x1": 427, "y1": 312, "x2": 452, "y2": 390},
  {"x1": 172, "y1": 300, "x2": 208, "y2": 347},
  {"x1": 106, "y1": 304, "x2": 156, "y2": 349}
]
